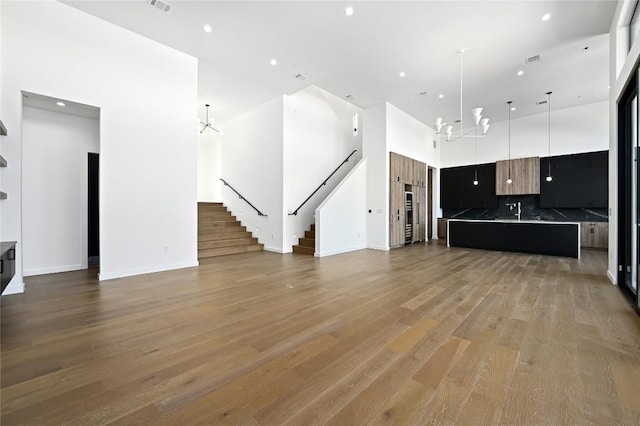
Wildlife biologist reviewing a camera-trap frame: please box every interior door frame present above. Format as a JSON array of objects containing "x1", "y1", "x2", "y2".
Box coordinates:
[{"x1": 617, "y1": 68, "x2": 639, "y2": 307}]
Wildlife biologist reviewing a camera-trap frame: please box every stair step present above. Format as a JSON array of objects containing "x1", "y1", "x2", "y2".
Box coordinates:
[
  {"x1": 293, "y1": 245, "x2": 314, "y2": 255},
  {"x1": 199, "y1": 243, "x2": 264, "y2": 258},
  {"x1": 199, "y1": 237, "x2": 258, "y2": 250},
  {"x1": 305, "y1": 230, "x2": 315, "y2": 239},
  {"x1": 199, "y1": 221, "x2": 242, "y2": 230},
  {"x1": 198, "y1": 208, "x2": 229, "y2": 214},
  {"x1": 298, "y1": 237, "x2": 315, "y2": 248},
  {"x1": 198, "y1": 215, "x2": 237, "y2": 222},
  {"x1": 198, "y1": 202, "x2": 224, "y2": 207},
  {"x1": 199, "y1": 229, "x2": 250, "y2": 241},
  {"x1": 310, "y1": 224, "x2": 315, "y2": 231}
]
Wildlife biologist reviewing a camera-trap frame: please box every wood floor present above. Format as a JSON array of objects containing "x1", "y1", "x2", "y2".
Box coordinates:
[{"x1": 1, "y1": 242, "x2": 639, "y2": 425}]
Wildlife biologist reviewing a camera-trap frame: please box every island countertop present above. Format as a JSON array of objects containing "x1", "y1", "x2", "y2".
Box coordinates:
[{"x1": 447, "y1": 220, "x2": 580, "y2": 258}]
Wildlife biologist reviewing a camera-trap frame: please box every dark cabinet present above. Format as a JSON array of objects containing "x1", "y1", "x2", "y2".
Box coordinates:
[
  {"x1": 540, "y1": 151, "x2": 608, "y2": 208},
  {"x1": 441, "y1": 163, "x2": 497, "y2": 209},
  {"x1": 448, "y1": 221, "x2": 579, "y2": 258}
]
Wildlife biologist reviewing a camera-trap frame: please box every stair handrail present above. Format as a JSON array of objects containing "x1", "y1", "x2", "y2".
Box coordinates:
[
  {"x1": 219, "y1": 179, "x2": 267, "y2": 217},
  {"x1": 288, "y1": 149, "x2": 358, "y2": 216}
]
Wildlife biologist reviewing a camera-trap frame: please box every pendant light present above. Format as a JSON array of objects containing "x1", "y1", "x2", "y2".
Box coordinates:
[
  {"x1": 473, "y1": 121, "x2": 479, "y2": 186},
  {"x1": 545, "y1": 91, "x2": 553, "y2": 182},
  {"x1": 199, "y1": 104, "x2": 223, "y2": 135},
  {"x1": 506, "y1": 101, "x2": 513, "y2": 184},
  {"x1": 435, "y1": 49, "x2": 490, "y2": 141}
]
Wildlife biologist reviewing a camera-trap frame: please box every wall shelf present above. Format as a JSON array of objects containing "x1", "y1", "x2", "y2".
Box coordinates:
[
  {"x1": 0, "y1": 192, "x2": 6, "y2": 200},
  {"x1": 0, "y1": 155, "x2": 6, "y2": 168},
  {"x1": 0, "y1": 120, "x2": 6, "y2": 136}
]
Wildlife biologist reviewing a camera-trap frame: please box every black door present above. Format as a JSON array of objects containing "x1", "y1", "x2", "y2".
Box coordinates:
[
  {"x1": 88, "y1": 153, "x2": 99, "y2": 266},
  {"x1": 618, "y1": 73, "x2": 638, "y2": 305}
]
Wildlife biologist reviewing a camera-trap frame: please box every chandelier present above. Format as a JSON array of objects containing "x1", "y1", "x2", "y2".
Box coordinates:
[
  {"x1": 434, "y1": 49, "x2": 490, "y2": 141},
  {"x1": 200, "y1": 104, "x2": 223, "y2": 135}
]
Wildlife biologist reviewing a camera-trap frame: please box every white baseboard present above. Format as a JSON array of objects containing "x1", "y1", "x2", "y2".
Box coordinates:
[
  {"x1": 315, "y1": 245, "x2": 367, "y2": 257},
  {"x1": 367, "y1": 245, "x2": 389, "y2": 251},
  {"x1": 24, "y1": 264, "x2": 84, "y2": 277},
  {"x1": 1, "y1": 279, "x2": 25, "y2": 295},
  {"x1": 264, "y1": 246, "x2": 289, "y2": 254},
  {"x1": 607, "y1": 270, "x2": 617, "y2": 285},
  {"x1": 98, "y1": 260, "x2": 199, "y2": 281}
]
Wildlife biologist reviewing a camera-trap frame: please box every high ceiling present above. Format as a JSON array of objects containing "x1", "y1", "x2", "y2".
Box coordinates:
[{"x1": 63, "y1": 0, "x2": 616, "y2": 129}]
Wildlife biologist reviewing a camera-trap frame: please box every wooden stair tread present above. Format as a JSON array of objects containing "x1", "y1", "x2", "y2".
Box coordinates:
[
  {"x1": 298, "y1": 237, "x2": 315, "y2": 248},
  {"x1": 199, "y1": 237, "x2": 258, "y2": 250},
  {"x1": 199, "y1": 244, "x2": 264, "y2": 258},
  {"x1": 199, "y1": 230, "x2": 250, "y2": 241},
  {"x1": 197, "y1": 202, "x2": 262, "y2": 259},
  {"x1": 292, "y1": 245, "x2": 314, "y2": 255}
]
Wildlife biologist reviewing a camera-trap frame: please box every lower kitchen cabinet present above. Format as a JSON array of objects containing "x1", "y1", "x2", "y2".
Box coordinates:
[{"x1": 581, "y1": 222, "x2": 608, "y2": 249}]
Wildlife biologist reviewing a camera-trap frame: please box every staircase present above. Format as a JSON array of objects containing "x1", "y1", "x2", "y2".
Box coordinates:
[
  {"x1": 198, "y1": 202, "x2": 264, "y2": 258},
  {"x1": 293, "y1": 224, "x2": 315, "y2": 255}
]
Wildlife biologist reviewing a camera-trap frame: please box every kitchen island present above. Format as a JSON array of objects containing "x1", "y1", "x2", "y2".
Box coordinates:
[{"x1": 447, "y1": 219, "x2": 580, "y2": 258}]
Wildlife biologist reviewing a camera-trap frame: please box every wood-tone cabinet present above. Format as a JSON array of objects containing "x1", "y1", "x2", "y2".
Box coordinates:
[
  {"x1": 496, "y1": 157, "x2": 540, "y2": 195},
  {"x1": 390, "y1": 152, "x2": 427, "y2": 186},
  {"x1": 389, "y1": 152, "x2": 427, "y2": 247},
  {"x1": 437, "y1": 218, "x2": 448, "y2": 240},
  {"x1": 581, "y1": 222, "x2": 608, "y2": 249}
]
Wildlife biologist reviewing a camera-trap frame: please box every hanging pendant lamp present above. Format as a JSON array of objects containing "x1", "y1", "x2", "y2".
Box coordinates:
[
  {"x1": 473, "y1": 122, "x2": 479, "y2": 186},
  {"x1": 545, "y1": 92, "x2": 553, "y2": 182},
  {"x1": 506, "y1": 101, "x2": 513, "y2": 184},
  {"x1": 200, "y1": 104, "x2": 223, "y2": 135}
]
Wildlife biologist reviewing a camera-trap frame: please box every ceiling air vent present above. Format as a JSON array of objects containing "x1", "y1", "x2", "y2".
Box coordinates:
[
  {"x1": 526, "y1": 54, "x2": 541, "y2": 64},
  {"x1": 294, "y1": 73, "x2": 307, "y2": 81},
  {"x1": 148, "y1": 0, "x2": 171, "y2": 13},
  {"x1": 419, "y1": 91, "x2": 430, "y2": 96},
  {"x1": 536, "y1": 100, "x2": 548, "y2": 105}
]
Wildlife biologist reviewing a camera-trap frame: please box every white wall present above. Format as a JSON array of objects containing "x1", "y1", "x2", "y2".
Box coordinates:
[
  {"x1": 441, "y1": 101, "x2": 609, "y2": 168},
  {"x1": 386, "y1": 103, "x2": 442, "y2": 238},
  {"x1": 22, "y1": 106, "x2": 99, "y2": 276},
  {"x1": 283, "y1": 86, "x2": 362, "y2": 252},
  {"x1": 315, "y1": 159, "x2": 367, "y2": 257},
  {"x1": 197, "y1": 131, "x2": 222, "y2": 202},
  {"x1": 363, "y1": 104, "x2": 389, "y2": 250},
  {"x1": 221, "y1": 96, "x2": 284, "y2": 252},
  {"x1": 1, "y1": 1, "x2": 198, "y2": 291}
]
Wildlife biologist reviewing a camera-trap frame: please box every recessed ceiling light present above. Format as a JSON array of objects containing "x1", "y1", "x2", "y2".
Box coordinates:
[
  {"x1": 438, "y1": 94, "x2": 444, "y2": 99},
  {"x1": 270, "y1": 58, "x2": 277, "y2": 66},
  {"x1": 56, "y1": 101, "x2": 65, "y2": 107},
  {"x1": 345, "y1": 6, "x2": 354, "y2": 16},
  {"x1": 399, "y1": 71, "x2": 406, "y2": 78},
  {"x1": 511, "y1": 107, "x2": 516, "y2": 111},
  {"x1": 203, "y1": 24, "x2": 212, "y2": 33},
  {"x1": 541, "y1": 13, "x2": 551, "y2": 22},
  {"x1": 517, "y1": 70, "x2": 524, "y2": 76}
]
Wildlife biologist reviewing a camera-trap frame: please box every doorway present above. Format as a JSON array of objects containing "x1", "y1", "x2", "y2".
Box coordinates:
[
  {"x1": 21, "y1": 91, "x2": 100, "y2": 277},
  {"x1": 617, "y1": 71, "x2": 639, "y2": 306},
  {"x1": 428, "y1": 167, "x2": 434, "y2": 239},
  {"x1": 88, "y1": 153, "x2": 99, "y2": 268}
]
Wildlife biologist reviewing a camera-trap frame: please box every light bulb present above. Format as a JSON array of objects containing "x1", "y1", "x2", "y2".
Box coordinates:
[
  {"x1": 507, "y1": 178, "x2": 512, "y2": 184},
  {"x1": 546, "y1": 175, "x2": 553, "y2": 182},
  {"x1": 473, "y1": 180, "x2": 479, "y2": 186}
]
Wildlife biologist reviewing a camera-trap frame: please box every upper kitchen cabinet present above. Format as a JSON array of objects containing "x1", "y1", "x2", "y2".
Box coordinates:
[
  {"x1": 389, "y1": 152, "x2": 426, "y2": 186},
  {"x1": 441, "y1": 163, "x2": 497, "y2": 209},
  {"x1": 540, "y1": 150, "x2": 608, "y2": 208},
  {"x1": 496, "y1": 157, "x2": 540, "y2": 195}
]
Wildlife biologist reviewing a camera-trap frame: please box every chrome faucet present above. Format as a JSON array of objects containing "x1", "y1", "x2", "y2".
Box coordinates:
[{"x1": 506, "y1": 202, "x2": 522, "y2": 221}]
